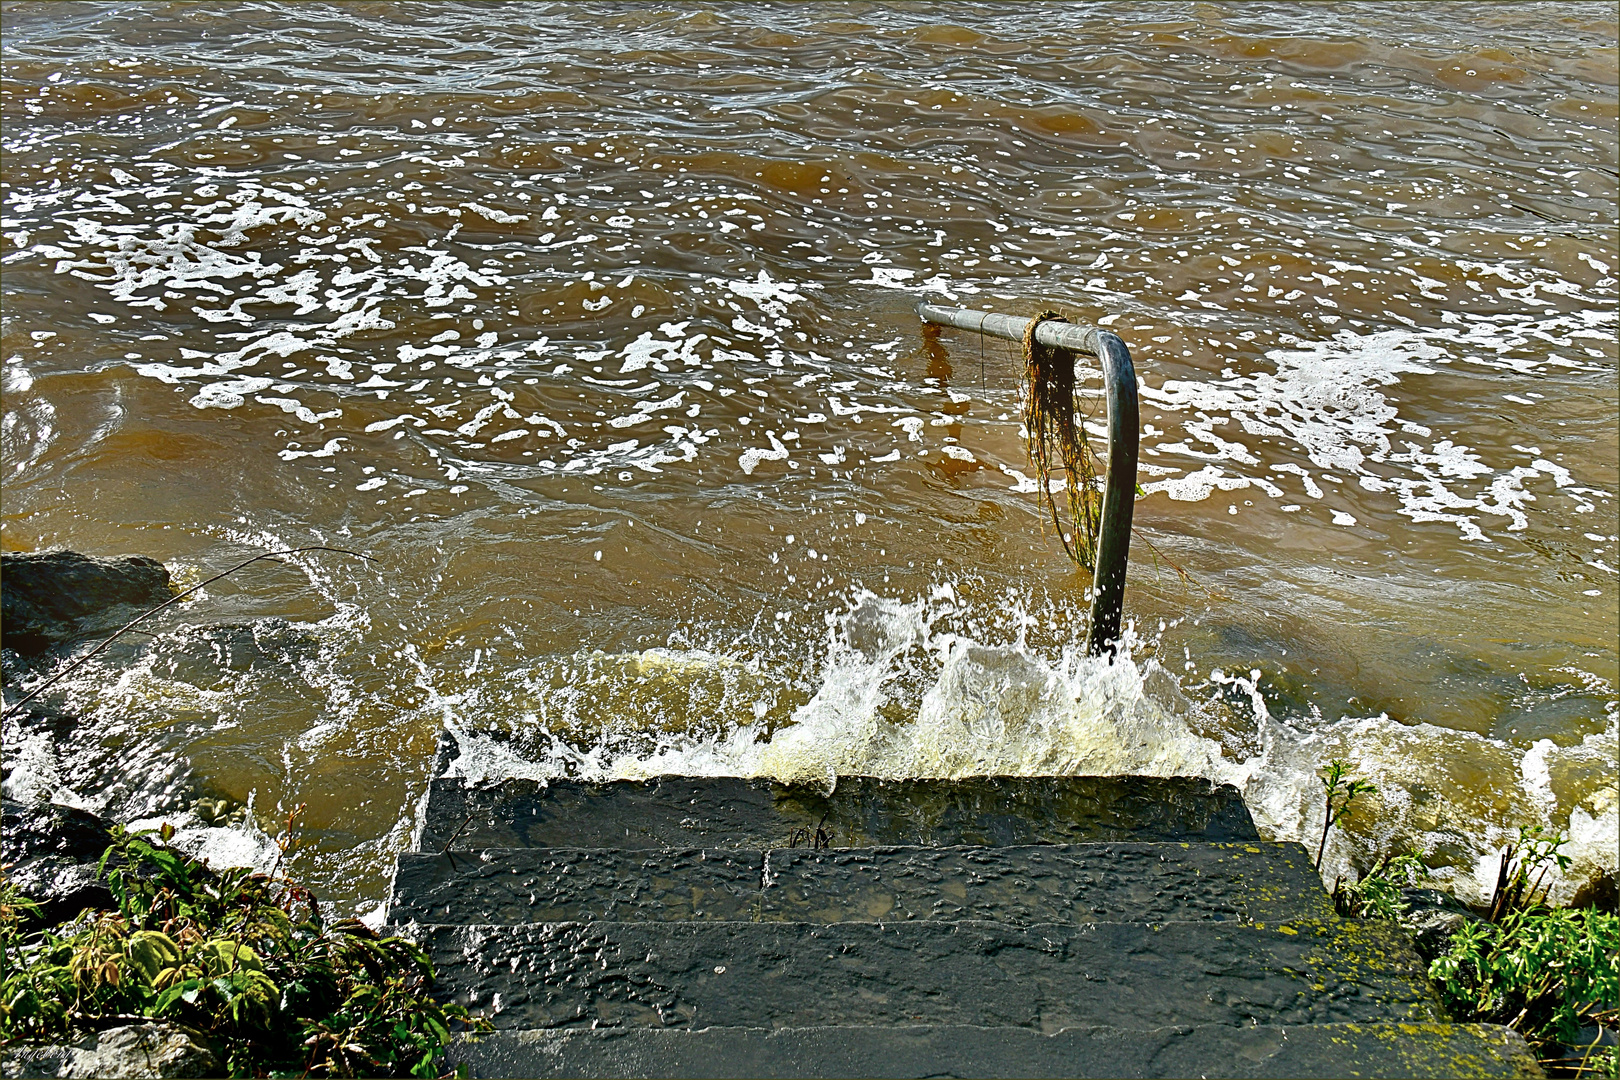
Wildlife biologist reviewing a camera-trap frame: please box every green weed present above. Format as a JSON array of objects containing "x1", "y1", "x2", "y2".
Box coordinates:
[
  {"x1": 1318, "y1": 766, "x2": 1616, "y2": 1078},
  {"x1": 1431, "y1": 903, "x2": 1618, "y2": 1077},
  {"x1": 1332, "y1": 850, "x2": 1428, "y2": 920},
  {"x1": 1314, "y1": 757, "x2": 1376, "y2": 871},
  {"x1": 0, "y1": 822, "x2": 487, "y2": 1077}
]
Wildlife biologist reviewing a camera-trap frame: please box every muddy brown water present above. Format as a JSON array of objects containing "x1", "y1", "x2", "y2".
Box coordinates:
[{"x1": 1, "y1": 2, "x2": 1615, "y2": 918}]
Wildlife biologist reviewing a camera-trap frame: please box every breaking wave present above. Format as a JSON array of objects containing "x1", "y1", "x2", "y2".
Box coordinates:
[{"x1": 439, "y1": 587, "x2": 1618, "y2": 908}]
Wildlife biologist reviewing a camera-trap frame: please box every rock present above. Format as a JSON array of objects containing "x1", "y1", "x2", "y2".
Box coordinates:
[
  {"x1": 1, "y1": 1023, "x2": 217, "y2": 1079},
  {"x1": 1407, "y1": 910, "x2": 1481, "y2": 964},
  {"x1": 160, "y1": 618, "x2": 319, "y2": 682},
  {"x1": 1, "y1": 550, "x2": 173, "y2": 656},
  {"x1": 0, "y1": 1044, "x2": 71, "y2": 1079},
  {"x1": 2, "y1": 799, "x2": 114, "y2": 863},
  {"x1": 2, "y1": 800, "x2": 117, "y2": 928},
  {"x1": 1, "y1": 799, "x2": 221, "y2": 930},
  {"x1": 1571, "y1": 869, "x2": 1618, "y2": 914},
  {"x1": 3, "y1": 857, "x2": 114, "y2": 929},
  {"x1": 1548, "y1": 1023, "x2": 1619, "y2": 1076},
  {"x1": 1399, "y1": 887, "x2": 1487, "y2": 963}
]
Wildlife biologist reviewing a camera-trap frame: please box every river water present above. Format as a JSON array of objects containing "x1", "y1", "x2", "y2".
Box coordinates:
[{"x1": 3, "y1": 2, "x2": 1615, "y2": 917}]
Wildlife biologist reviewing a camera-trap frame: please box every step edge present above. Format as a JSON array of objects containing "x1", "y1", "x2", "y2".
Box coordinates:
[
  {"x1": 428, "y1": 771, "x2": 1250, "y2": 787},
  {"x1": 446, "y1": 1021, "x2": 1542, "y2": 1080},
  {"x1": 403, "y1": 914, "x2": 1405, "y2": 938},
  {"x1": 397, "y1": 840, "x2": 1317, "y2": 859}
]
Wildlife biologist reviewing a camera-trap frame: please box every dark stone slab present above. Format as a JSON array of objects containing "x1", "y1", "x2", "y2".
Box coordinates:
[
  {"x1": 393, "y1": 847, "x2": 764, "y2": 925},
  {"x1": 448, "y1": 1022, "x2": 1543, "y2": 1079},
  {"x1": 389, "y1": 842, "x2": 1332, "y2": 927},
  {"x1": 417, "y1": 774, "x2": 1258, "y2": 853},
  {"x1": 769, "y1": 840, "x2": 1328, "y2": 924},
  {"x1": 1, "y1": 550, "x2": 172, "y2": 656},
  {"x1": 415, "y1": 918, "x2": 1441, "y2": 1032}
]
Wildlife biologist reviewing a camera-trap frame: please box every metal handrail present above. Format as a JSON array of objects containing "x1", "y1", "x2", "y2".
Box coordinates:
[{"x1": 915, "y1": 301, "x2": 1140, "y2": 658}]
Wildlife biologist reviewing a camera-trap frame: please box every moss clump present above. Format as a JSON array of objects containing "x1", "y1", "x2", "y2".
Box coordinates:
[{"x1": 0, "y1": 824, "x2": 486, "y2": 1077}]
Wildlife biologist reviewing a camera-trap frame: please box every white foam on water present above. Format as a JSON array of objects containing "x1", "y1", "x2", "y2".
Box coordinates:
[
  {"x1": 0, "y1": 729, "x2": 75, "y2": 806},
  {"x1": 125, "y1": 796, "x2": 282, "y2": 876},
  {"x1": 10, "y1": 164, "x2": 954, "y2": 491},
  {"x1": 1, "y1": 719, "x2": 274, "y2": 877},
  {"x1": 1139, "y1": 322, "x2": 1614, "y2": 537}
]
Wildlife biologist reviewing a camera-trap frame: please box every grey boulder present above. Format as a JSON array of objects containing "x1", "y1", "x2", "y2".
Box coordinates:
[
  {"x1": 1399, "y1": 886, "x2": 1487, "y2": 962},
  {"x1": 1, "y1": 1024, "x2": 216, "y2": 1079}
]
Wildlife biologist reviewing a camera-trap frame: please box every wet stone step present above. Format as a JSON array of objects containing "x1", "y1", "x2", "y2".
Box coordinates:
[
  {"x1": 447, "y1": 1021, "x2": 1543, "y2": 1079},
  {"x1": 388, "y1": 842, "x2": 1333, "y2": 927},
  {"x1": 416, "y1": 773, "x2": 1258, "y2": 852},
  {"x1": 417, "y1": 918, "x2": 1441, "y2": 1033}
]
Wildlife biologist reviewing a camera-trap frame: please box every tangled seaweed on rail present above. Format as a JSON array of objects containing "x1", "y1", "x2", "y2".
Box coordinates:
[{"x1": 1020, "y1": 310, "x2": 1106, "y2": 570}]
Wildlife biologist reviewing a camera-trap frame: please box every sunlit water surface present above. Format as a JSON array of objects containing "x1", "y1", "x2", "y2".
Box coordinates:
[{"x1": 2, "y1": 2, "x2": 1615, "y2": 918}]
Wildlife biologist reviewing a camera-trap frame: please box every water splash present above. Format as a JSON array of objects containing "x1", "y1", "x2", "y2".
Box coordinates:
[{"x1": 439, "y1": 587, "x2": 1617, "y2": 906}]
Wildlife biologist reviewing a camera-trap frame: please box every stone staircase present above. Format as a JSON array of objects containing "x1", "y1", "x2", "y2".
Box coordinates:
[{"x1": 391, "y1": 737, "x2": 1541, "y2": 1078}]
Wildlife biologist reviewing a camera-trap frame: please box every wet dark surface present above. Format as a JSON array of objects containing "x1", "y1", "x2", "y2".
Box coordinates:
[
  {"x1": 388, "y1": 841, "x2": 1333, "y2": 926},
  {"x1": 1, "y1": 2, "x2": 1614, "y2": 914},
  {"x1": 401, "y1": 757, "x2": 1531, "y2": 1077},
  {"x1": 417, "y1": 773, "x2": 1258, "y2": 850},
  {"x1": 422, "y1": 917, "x2": 1441, "y2": 1031},
  {"x1": 448, "y1": 1021, "x2": 1543, "y2": 1080}
]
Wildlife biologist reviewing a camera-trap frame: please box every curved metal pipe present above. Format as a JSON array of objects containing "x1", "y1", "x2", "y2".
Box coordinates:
[{"x1": 915, "y1": 301, "x2": 1139, "y2": 658}]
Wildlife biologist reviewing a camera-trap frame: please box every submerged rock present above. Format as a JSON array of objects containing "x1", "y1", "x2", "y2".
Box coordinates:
[
  {"x1": 160, "y1": 617, "x2": 320, "y2": 681},
  {"x1": 1, "y1": 551, "x2": 173, "y2": 656},
  {"x1": 0, "y1": 1023, "x2": 217, "y2": 1079}
]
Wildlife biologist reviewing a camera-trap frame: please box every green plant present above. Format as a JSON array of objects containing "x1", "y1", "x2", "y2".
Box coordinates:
[
  {"x1": 1490, "y1": 825, "x2": 1574, "y2": 922},
  {"x1": 1315, "y1": 758, "x2": 1376, "y2": 870},
  {"x1": 1332, "y1": 850, "x2": 1428, "y2": 920},
  {"x1": 1431, "y1": 905, "x2": 1619, "y2": 1076},
  {"x1": 0, "y1": 878, "x2": 71, "y2": 1043},
  {"x1": 1, "y1": 824, "x2": 487, "y2": 1077}
]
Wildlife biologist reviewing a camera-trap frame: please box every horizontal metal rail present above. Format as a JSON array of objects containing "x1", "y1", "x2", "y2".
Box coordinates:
[{"x1": 915, "y1": 301, "x2": 1140, "y2": 658}]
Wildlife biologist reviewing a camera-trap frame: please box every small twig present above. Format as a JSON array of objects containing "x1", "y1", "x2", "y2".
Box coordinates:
[
  {"x1": 270, "y1": 803, "x2": 308, "y2": 880},
  {"x1": 439, "y1": 812, "x2": 475, "y2": 865},
  {"x1": 813, "y1": 813, "x2": 833, "y2": 851},
  {"x1": 1314, "y1": 759, "x2": 1374, "y2": 871},
  {"x1": 2, "y1": 545, "x2": 372, "y2": 719},
  {"x1": 1130, "y1": 527, "x2": 1215, "y2": 599}
]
